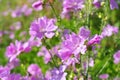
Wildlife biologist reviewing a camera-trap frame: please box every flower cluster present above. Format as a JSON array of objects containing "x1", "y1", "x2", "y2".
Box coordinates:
[
  {"x1": 29, "y1": 16, "x2": 58, "y2": 39},
  {"x1": 0, "y1": 0, "x2": 120, "y2": 80}
]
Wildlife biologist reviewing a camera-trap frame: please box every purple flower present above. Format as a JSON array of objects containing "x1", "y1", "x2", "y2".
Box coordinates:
[
  {"x1": 4, "y1": 74, "x2": 21, "y2": 80},
  {"x1": 79, "y1": 27, "x2": 90, "y2": 39},
  {"x1": 29, "y1": 16, "x2": 58, "y2": 39},
  {"x1": 99, "y1": 74, "x2": 109, "y2": 79},
  {"x1": 58, "y1": 48, "x2": 72, "y2": 60},
  {"x1": 5, "y1": 40, "x2": 38, "y2": 62},
  {"x1": 5, "y1": 41, "x2": 23, "y2": 62},
  {"x1": 11, "y1": 7, "x2": 22, "y2": 18},
  {"x1": 88, "y1": 34, "x2": 101, "y2": 46},
  {"x1": 21, "y1": 5, "x2": 33, "y2": 16},
  {"x1": 27, "y1": 64, "x2": 44, "y2": 80},
  {"x1": 93, "y1": 0, "x2": 101, "y2": 8},
  {"x1": 58, "y1": 33, "x2": 86, "y2": 60},
  {"x1": 24, "y1": 8, "x2": 32, "y2": 16},
  {"x1": 110, "y1": 0, "x2": 119, "y2": 10},
  {"x1": 32, "y1": 0, "x2": 43, "y2": 11},
  {"x1": 27, "y1": 64, "x2": 42, "y2": 76},
  {"x1": 89, "y1": 58, "x2": 94, "y2": 67},
  {"x1": 0, "y1": 66, "x2": 10, "y2": 78},
  {"x1": 63, "y1": 0, "x2": 84, "y2": 11},
  {"x1": 61, "y1": 0, "x2": 84, "y2": 18},
  {"x1": 19, "y1": 31, "x2": 26, "y2": 37},
  {"x1": 6, "y1": 58, "x2": 20, "y2": 69},
  {"x1": 9, "y1": 32, "x2": 15, "y2": 39},
  {"x1": 101, "y1": 24, "x2": 118, "y2": 38},
  {"x1": 11, "y1": 21, "x2": 21, "y2": 31},
  {"x1": 37, "y1": 47, "x2": 51, "y2": 64},
  {"x1": 11, "y1": 5, "x2": 32, "y2": 18},
  {"x1": 20, "y1": 76, "x2": 30, "y2": 80},
  {"x1": 113, "y1": 50, "x2": 120, "y2": 64},
  {"x1": 29, "y1": 75, "x2": 45, "y2": 80},
  {"x1": 45, "y1": 65, "x2": 67, "y2": 80},
  {"x1": 63, "y1": 57, "x2": 79, "y2": 68},
  {"x1": 0, "y1": 31, "x2": 3, "y2": 37}
]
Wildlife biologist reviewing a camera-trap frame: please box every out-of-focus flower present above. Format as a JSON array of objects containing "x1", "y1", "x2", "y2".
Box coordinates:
[
  {"x1": 0, "y1": 31, "x2": 3, "y2": 37},
  {"x1": 99, "y1": 74, "x2": 109, "y2": 79},
  {"x1": 9, "y1": 32, "x2": 15, "y2": 39},
  {"x1": 79, "y1": 27, "x2": 90, "y2": 39},
  {"x1": 45, "y1": 65, "x2": 67, "y2": 80},
  {"x1": 0, "y1": 66, "x2": 10, "y2": 79},
  {"x1": 32, "y1": 0, "x2": 43, "y2": 11},
  {"x1": 61, "y1": 0, "x2": 84, "y2": 18},
  {"x1": 19, "y1": 31, "x2": 27, "y2": 37},
  {"x1": 2, "y1": 9, "x2": 11, "y2": 16},
  {"x1": 11, "y1": 5, "x2": 32, "y2": 18},
  {"x1": 110, "y1": 0, "x2": 119, "y2": 10},
  {"x1": 88, "y1": 34, "x2": 101, "y2": 46},
  {"x1": 21, "y1": 5, "x2": 33, "y2": 16},
  {"x1": 29, "y1": 16, "x2": 58, "y2": 39},
  {"x1": 6, "y1": 58, "x2": 20, "y2": 69},
  {"x1": 93, "y1": 0, "x2": 101, "y2": 8},
  {"x1": 101, "y1": 24, "x2": 118, "y2": 38},
  {"x1": 10, "y1": 22, "x2": 21, "y2": 31},
  {"x1": 11, "y1": 7, "x2": 22, "y2": 18},
  {"x1": 63, "y1": 57, "x2": 79, "y2": 69},
  {"x1": 63, "y1": 0, "x2": 84, "y2": 11},
  {"x1": 27, "y1": 64, "x2": 42, "y2": 76},
  {"x1": 27, "y1": 64, "x2": 44, "y2": 80},
  {"x1": 89, "y1": 58, "x2": 94, "y2": 67},
  {"x1": 113, "y1": 50, "x2": 120, "y2": 64},
  {"x1": 37, "y1": 46, "x2": 51, "y2": 64},
  {"x1": 4, "y1": 74, "x2": 21, "y2": 80}
]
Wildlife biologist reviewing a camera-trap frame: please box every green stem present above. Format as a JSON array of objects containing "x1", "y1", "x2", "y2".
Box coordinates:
[
  {"x1": 49, "y1": 2, "x2": 58, "y2": 18},
  {"x1": 42, "y1": 38, "x2": 58, "y2": 67},
  {"x1": 48, "y1": 1, "x2": 62, "y2": 26},
  {"x1": 48, "y1": 49, "x2": 58, "y2": 67},
  {"x1": 96, "y1": 56, "x2": 111, "y2": 77},
  {"x1": 85, "y1": 0, "x2": 92, "y2": 79}
]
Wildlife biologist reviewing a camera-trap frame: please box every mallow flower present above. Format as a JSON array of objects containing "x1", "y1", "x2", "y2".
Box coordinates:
[
  {"x1": 61, "y1": 0, "x2": 84, "y2": 18},
  {"x1": 5, "y1": 41, "x2": 23, "y2": 62},
  {"x1": 113, "y1": 50, "x2": 120, "y2": 64},
  {"x1": 99, "y1": 74, "x2": 109, "y2": 79},
  {"x1": 4, "y1": 74, "x2": 21, "y2": 80},
  {"x1": 37, "y1": 46, "x2": 51, "y2": 64},
  {"x1": 110, "y1": 0, "x2": 119, "y2": 10},
  {"x1": 45, "y1": 65, "x2": 67, "y2": 80},
  {"x1": 58, "y1": 33, "x2": 86, "y2": 61},
  {"x1": 88, "y1": 34, "x2": 101, "y2": 46},
  {"x1": 27, "y1": 64, "x2": 44, "y2": 80},
  {"x1": 93, "y1": 0, "x2": 101, "y2": 8},
  {"x1": 101, "y1": 24, "x2": 118, "y2": 38},
  {"x1": 29, "y1": 16, "x2": 58, "y2": 39},
  {"x1": 5, "y1": 40, "x2": 38, "y2": 62},
  {"x1": 79, "y1": 27, "x2": 90, "y2": 40},
  {"x1": 32, "y1": 0, "x2": 43, "y2": 11},
  {"x1": 0, "y1": 66, "x2": 10, "y2": 79}
]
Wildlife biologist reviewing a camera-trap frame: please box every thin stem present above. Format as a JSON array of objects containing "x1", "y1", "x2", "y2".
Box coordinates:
[
  {"x1": 48, "y1": 1, "x2": 62, "y2": 26},
  {"x1": 42, "y1": 38, "x2": 58, "y2": 67},
  {"x1": 48, "y1": 49, "x2": 58, "y2": 67},
  {"x1": 49, "y1": 1, "x2": 58, "y2": 18},
  {"x1": 85, "y1": 0, "x2": 92, "y2": 79},
  {"x1": 96, "y1": 56, "x2": 111, "y2": 77}
]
